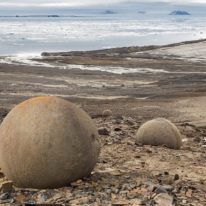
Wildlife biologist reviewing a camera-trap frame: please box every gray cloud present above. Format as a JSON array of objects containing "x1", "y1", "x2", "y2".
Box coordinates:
[
  {"x1": 0, "y1": 0, "x2": 126, "y2": 7},
  {"x1": 0, "y1": 0, "x2": 206, "y2": 7}
]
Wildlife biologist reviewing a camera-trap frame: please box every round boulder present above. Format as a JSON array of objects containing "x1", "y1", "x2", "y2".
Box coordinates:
[
  {"x1": 135, "y1": 118, "x2": 182, "y2": 149},
  {"x1": 0, "y1": 96, "x2": 100, "y2": 189},
  {"x1": 102, "y1": 109, "x2": 112, "y2": 117}
]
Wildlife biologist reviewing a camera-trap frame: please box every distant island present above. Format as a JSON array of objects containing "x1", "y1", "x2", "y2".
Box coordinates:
[
  {"x1": 47, "y1": 15, "x2": 60, "y2": 18},
  {"x1": 169, "y1": 10, "x2": 191, "y2": 16},
  {"x1": 138, "y1": 11, "x2": 146, "y2": 14},
  {"x1": 103, "y1": 10, "x2": 116, "y2": 15},
  {"x1": 15, "y1": 15, "x2": 60, "y2": 18}
]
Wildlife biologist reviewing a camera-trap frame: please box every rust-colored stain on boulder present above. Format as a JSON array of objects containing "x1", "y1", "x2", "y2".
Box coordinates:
[{"x1": 16, "y1": 96, "x2": 53, "y2": 109}]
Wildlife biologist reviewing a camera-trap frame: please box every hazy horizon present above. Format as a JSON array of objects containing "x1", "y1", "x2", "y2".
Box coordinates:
[
  {"x1": 1, "y1": 0, "x2": 206, "y2": 7},
  {"x1": 1, "y1": 1, "x2": 206, "y2": 15}
]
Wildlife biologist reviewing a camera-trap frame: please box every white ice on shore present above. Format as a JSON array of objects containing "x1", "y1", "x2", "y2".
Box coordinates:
[
  {"x1": 134, "y1": 41, "x2": 206, "y2": 62},
  {"x1": 0, "y1": 54, "x2": 54, "y2": 68},
  {"x1": 0, "y1": 55, "x2": 168, "y2": 74},
  {"x1": 1, "y1": 52, "x2": 206, "y2": 74},
  {"x1": 1, "y1": 40, "x2": 206, "y2": 74}
]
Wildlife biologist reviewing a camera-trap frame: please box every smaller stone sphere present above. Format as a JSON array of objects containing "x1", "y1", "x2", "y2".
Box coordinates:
[
  {"x1": 0, "y1": 96, "x2": 100, "y2": 189},
  {"x1": 135, "y1": 118, "x2": 182, "y2": 149},
  {"x1": 102, "y1": 109, "x2": 112, "y2": 117}
]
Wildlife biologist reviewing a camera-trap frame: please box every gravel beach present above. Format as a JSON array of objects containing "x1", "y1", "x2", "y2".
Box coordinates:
[{"x1": 0, "y1": 39, "x2": 206, "y2": 205}]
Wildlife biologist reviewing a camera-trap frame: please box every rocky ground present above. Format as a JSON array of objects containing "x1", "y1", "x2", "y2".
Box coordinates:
[{"x1": 0, "y1": 39, "x2": 206, "y2": 205}]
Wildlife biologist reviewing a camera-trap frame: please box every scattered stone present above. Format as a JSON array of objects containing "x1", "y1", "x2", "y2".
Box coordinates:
[
  {"x1": 0, "y1": 102, "x2": 205, "y2": 205},
  {"x1": 0, "y1": 172, "x2": 4, "y2": 178},
  {"x1": 0, "y1": 193, "x2": 10, "y2": 201},
  {"x1": 115, "y1": 115, "x2": 124, "y2": 124},
  {"x1": 155, "y1": 185, "x2": 167, "y2": 194},
  {"x1": 98, "y1": 127, "x2": 110, "y2": 135},
  {"x1": 135, "y1": 118, "x2": 182, "y2": 149},
  {"x1": 126, "y1": 140, "x2": 135, "y2": 145},
  {"x1": 0, "y1": 181, "x2": 13, "y2": 193},
  {"x1": 162, "y1": 185, "x2": 174, "y2": 192},
  {"x1": 154, "y1": 193, "x2": 174, "y2": 206},
  {"x1": 130, "y1": 199, "x2": 145, "y2": 205},
  {"x1": 194, "y1": 136, "x2": 201, "y2": 142},
  {"x1": 0, "y1": 192, "x2": 14, "y2": 204},
  {"x1": 112, "y1": 201, "x2": 129, "y2": 206},
  {"x1": 69, "y1": 196, "x2": 90, "y2": 205},
  {"x1": 174, "y1": 174, "x2": 180, "y2": 181},
  {"x1": 135, "y1": 155, "x2": 141, "y2": 159},
  {"x1": 126, "y1": 117, "x2": 136, "y2": 126},
  {"x1": 36, "y1": 190, "x2": 52, "y2": 203},
  {"x1": 114, "y1": 127, "x2": 122, "y2": 132},
  {"x1": 145, "y1": 148, "x2": 153, "y2": 153},
  {"x1": 102, "y1": 109, "x2": 112, "y2": 117},
  {"x1": 161, "y1": 176, "x2": 175, "y2": 185},
  {"x1": 186, "y1": 189, "x2": 193, "y2": 197},
  {"x1": 0, "y1": 96, "x2": 100, "y2": 189},
  {"x1": 145, "y1": 182, "x2": 156, "y2": 192}
]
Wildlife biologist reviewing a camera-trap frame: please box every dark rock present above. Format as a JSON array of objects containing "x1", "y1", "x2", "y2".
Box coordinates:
[
  {"x1": 125, "y1": 117, "x2": 135, "y2": 126},
  {"x1": 147, "y1": 184, "x2": 156, "y2": 192},
  {"x1": 114, "y1": 127, "x2": 121, "y2": 132},
  {"x1": 174, "y1": 174, "x2": 180, "y2": 181},
  {"x1": 0, "y1": 193, "x2": 14, "y2": 204},
  {"x1": 162, "y1": 185, "x2": 174, "y2": 192},
  {"x1": 0, "y1": 181, "x2": 13, "y2": 193},
  {"x1": 0, "y1": 193, "x2": 10, "y2": 200},
  {"x1": 98, "y1": 127, "x2": 110, "y2": 135},
  {"x1": 155, "y1": 185, "x2": 168, "y2": 194}
]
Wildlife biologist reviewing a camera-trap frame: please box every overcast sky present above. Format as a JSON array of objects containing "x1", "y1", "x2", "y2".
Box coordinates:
[{"x1": 0, "y1": 0, "x2": 206, "y2": 7}]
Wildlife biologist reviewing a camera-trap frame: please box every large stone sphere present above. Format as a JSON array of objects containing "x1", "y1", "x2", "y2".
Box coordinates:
[
  {"x1": 135, "y1": 118, "x2": 182, "y2": 149},
  {"x1": 0, "y1": 96, "x2": 100, "y2": 189}
]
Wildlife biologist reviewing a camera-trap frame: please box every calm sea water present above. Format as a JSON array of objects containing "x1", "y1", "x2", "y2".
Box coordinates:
[{"x1": 0, "y1": 14, "x2": 206, "y2": 56}]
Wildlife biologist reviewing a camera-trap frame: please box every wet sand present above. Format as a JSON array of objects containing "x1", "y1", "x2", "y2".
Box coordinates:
[{"x1": 0, "y1": 39, "x2": 206, "y2": 205}]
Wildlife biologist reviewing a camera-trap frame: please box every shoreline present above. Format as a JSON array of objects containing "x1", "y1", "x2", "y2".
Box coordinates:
[
  {"x1": 0, "y1": 37, "x2": 205, "y2": 58},
  {"x1": 0, "y1": 38, "x2": 206, "y2": 118},
  {"x1": 0, "y1": 39, "x2": 206, "y2": 106},
  {"x1": 41, "y1": 38, "x2": 206, "y2": 57},
  {"x1": 0, "y1": 39, "x2": 206, "y2": 74}
]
